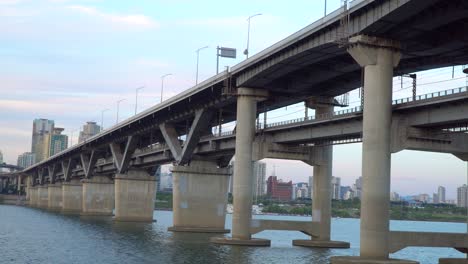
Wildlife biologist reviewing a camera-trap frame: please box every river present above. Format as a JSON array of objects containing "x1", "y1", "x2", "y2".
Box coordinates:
[{"x1": 0, "y1": 205, "x2": 465, "y2": 263}]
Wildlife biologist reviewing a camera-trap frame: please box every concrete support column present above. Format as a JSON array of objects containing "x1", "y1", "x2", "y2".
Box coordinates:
[
  {"x1": 294, "y1": 99, "x2": 349, "y2": 248},
  {"x1": 62, "y1": 178, "x2": 82, "y2": 215},
  {"x1": 37, "y1": 185, "x2": 49, "y2": 209},
  {"x1": 169, "y1": 160, "x2": 230, "y2": 233},
  {"x1": 212, "y1": 87, "x2": 270, "y2": 246},
  {"x1": 332, "y1": 36, "x2": 417, "y2": 263},
  {"x1": 29, "y1": 186, "x2": 37, "y2": 207},
  {"x1": 114, "y1": 169, "x2": 156, "y2": 222},
  {"x1": 48, "y1": 182, "x2": 62, "y2": 212},
  {"x1": 81, "y1": 175, "x2": 114, "y2": 216}
]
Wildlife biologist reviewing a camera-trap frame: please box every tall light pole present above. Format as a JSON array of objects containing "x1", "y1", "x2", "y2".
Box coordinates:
[
  {"x1": 116, "y1": 99, "x2": 126, "y2": 124},
  {"x1": 195, "y1": 46, "x2": 209, "y2": 85},
  {"x1": 101, "y1": 108, "x2": 109, "y2": 132},
  {"x1": 160, "y1": 73, "x2": 172, "y2": 103},
  {"x1": 243, "y1": 13, "x2": 262, "y2": 59},
  {"x1": 135, "y1": 86, "x2": 144, "y2": 115}
]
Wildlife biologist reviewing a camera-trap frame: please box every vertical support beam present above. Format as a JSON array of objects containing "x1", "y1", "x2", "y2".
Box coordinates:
[
  {"x1": 212, "y1": 87, "x2": 270, "y2": 246},
  {"x1": 48, "y1": 182, "x2": 62, "y2": 212},
  {"x1": 332, "y1": 36, "x2": 412, "y2": 264},
  {"x1": 110, "y1": 136, "x2": 139, "y2": 174},
  {"x1": 294, "y1": 99, "x2": 349, "y2": 248}
]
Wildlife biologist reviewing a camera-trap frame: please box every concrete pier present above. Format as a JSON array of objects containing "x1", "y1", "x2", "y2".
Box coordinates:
[
  {"x1": 47, "y1": 183, "x2": 62, "y2": 211},
  {"x1": 81, "y1": 175, "x2": 114, "y2": 216},
  {"x1": 28, "y1": 186, "x2": 38, "y2": 207},
  {"x1": 37, "y1": 185, "x2": 49, "y2": 209},
  {"x1": 114, "y1": 169, "x2": 156, "y2": 222},
  {"x1": 293, "y1": 99, "x2": 349, "y2": 249},
  {"x1": 61, "y1": 179, "x2": 82, "y2": 215},
  {"x1": 332, "y1": 36, "x2": 414, "y2": 263},
  {"x1": 169, "y1": 160, "x2": 230, "y2": 233},
  {"x1": 212, "y1": 87, "x2": 270, "y2": 246}
]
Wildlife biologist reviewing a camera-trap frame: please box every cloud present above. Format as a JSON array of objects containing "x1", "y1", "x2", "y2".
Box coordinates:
[{"x1": 67, "y1": 5, "x2": 159, "y2": 29}]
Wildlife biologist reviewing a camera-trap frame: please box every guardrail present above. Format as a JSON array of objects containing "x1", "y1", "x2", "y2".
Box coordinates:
[{"x1": 214, "y1": 86, "x2": 468, "y2": 135}]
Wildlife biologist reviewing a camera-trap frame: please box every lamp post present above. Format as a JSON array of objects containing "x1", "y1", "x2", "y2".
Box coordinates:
[
  {"x1": 243, "y1": 13, "x2": 262, "y2": 59},
  {"x1": 116, "y1": 99, "x2": 126, "y2": 124},
  {"x1": 160, "y1": 73, "x2": 172, "y2": 103},
  {"x1": 135, "y1": 86, "x2": 144, "y2": 115},
  {"x1": 195, "y1": 46, "x2": 209, "y2": 85},
  {"x1": 101, "y1": 108, "x2": 109, "y2": 132}
]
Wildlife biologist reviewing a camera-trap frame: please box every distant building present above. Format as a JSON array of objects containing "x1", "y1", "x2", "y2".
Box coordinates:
[
  {"x1": 332, "y1": 176, "x2": 341, "y2": 200},
  {"x1": 308, "y1": 176, "x2": 313, "y2": 198},
  {"x1": 295, "y1": 182, "x2": 309, "y2": 199},
  {"x1": 0, "y1": 149, "x2": 3, "y2": 164},
  {"x1": 351, "y1": 177, "x2": 362, "y2": 199},
  {"x1": 159, "y1": 172, "x2": 173, "y2": 192},
  {"x1": 390, "y1": 192, "x2": 400, "y2": 201},
  {"x1": 432, "y1": 193, "x2": 439, "y2": 204},
  {"x1": 252, "y1": 161, "x2": 267, "y2": 201},
  {"x1": 48, "y1": 128, "x2": 68, "y2": 157},
  {"x1": 267, "y1": 176, "x2": 292, "y2": 201},
  {"x1": 17, "y1": 152, "x2": 35, "y2": 169},
  {"x1": 417, "y1": 193, "x2": 430, "y2": 203},
  {"x1": 79, "y1": 122, "x2": 101, "y2": 143},
  {"x1": 31, "y1": 119, "x2": 54, "y2": 163},
  {"x1": 340, "y1": 186, "x2": 351, "y2": 200},
  {"x1": 438, "y1": 186, "x2": 446, "y2": 203},
  {"x1": 457, "y1": 185, "x2": 468, "y2": 208}
]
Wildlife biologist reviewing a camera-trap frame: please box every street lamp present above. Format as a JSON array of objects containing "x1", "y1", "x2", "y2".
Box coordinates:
[
  {"x1": 243, "y1": 13, "x2": 262, "y2": 59},
  {"x1": 195, "y1": 46, "x2": 209, "y2": 85},
  {"x1": 135, "y1": 86, "x2": 144, "y2": 115},
  {"x1": 116, "y1": 99, "x2": 126, "y2": 124},
  {"x1": 160, "y1": 73, "x2": 172, "y2": 103},
  {"x1": 101, "y1": 108, "x2": 110, "y2": 132}
]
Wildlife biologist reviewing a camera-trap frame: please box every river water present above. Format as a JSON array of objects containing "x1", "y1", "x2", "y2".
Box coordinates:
[{"x1": 0, "y1": 205, "x2": 465, "y2": 264}]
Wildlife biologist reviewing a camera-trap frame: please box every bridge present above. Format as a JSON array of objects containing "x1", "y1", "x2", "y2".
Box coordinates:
[{"x1": 4, "y1": 0, "x2": 468, "y2": 263}]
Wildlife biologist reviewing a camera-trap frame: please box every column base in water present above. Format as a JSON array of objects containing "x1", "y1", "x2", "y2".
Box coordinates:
[
  {"x1": 61, "y1": 179, "x2": 82, "y2": 215},
  {"x1": 114, "y1": 169, "x2": 156, "y2": 222},
  {"x1": 331, "y1": 257, "x2": 418, "y2": 264},
  {"x1": 210, "y1": 237, "x2": 271, "y2": 247},
  {"x1": 293, "y1": 239, "x2": 350, "y2": 248},
  {"x1": 81, "y1": 175, "x2": 114, "y2": 216}
]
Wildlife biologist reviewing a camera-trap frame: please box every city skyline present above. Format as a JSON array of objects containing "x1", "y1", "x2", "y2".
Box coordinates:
[{"x1": 1, "y1": 0, "x2": 467, "y2": 198}]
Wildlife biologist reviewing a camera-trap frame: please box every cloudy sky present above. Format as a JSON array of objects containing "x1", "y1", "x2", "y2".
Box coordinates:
[{"x1": 1, "y1": 0, "x2": 467, "y2": 198}]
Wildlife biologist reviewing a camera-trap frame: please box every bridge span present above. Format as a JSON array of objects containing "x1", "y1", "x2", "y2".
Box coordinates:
[{"x1": 5, "y1": 0, "x2": 468, "y2": 263}]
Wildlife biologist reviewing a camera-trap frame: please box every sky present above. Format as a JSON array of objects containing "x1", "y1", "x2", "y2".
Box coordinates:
[{"x1": 0, "y1": 0, "x2": 467, "y2": 199}]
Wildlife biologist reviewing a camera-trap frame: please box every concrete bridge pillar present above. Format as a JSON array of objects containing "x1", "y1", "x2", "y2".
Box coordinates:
[
  {"x1": 37, "y1": 185, "x2": 49, "y2": 209},
  {"x1": 114, "y1": 169, "x2": 156, "y2": 222},
  {"x1": 62, "y1": 179, "x2": 82, "y2": 215},
  {"x1": 48, "y1": 182, "x2": 62, "y2": 212},
  {"x1": 332, "y1": 36, "x2": 416, "y2": 263},
  {"x1": 293, "y1": 99, "x2": 349, "y2": 249},
  {"x1": 81, "y1": 175, "x2": 114, "y2": 216},
  {"x1": 28, "y1": 186, "x2": 38, "y2": 207},
  {"x1": 169, "y1": 160, "x2": 230, "y2": 233},
  {"x1": 212, "y1": 87, "x2": 270, "y2": 246}
]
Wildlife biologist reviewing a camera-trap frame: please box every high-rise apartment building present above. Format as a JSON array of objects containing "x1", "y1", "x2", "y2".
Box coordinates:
[
  {"x1": 48, "y1": 128, "x2": 68, "y2": 157},
  {"x1": 31, "y1": 119, "x2": 54, "y2": 163},
  {"x1": 457, "y1": 185, "x2": 468, "y2": 208},
  {"x1": 332, "y1": 176, "x2": 341, "y2": 200},
  {"x1": 17, "y1": 152, "x2": 35, "y2": 169},
  {"x1": 253, "y1": 161, "x2": 266, "y2": 200},
  {"x1": 0, "y1": 150, "x2": 3, "y2": 164},
  {"x1": 308, "y1": 176, "x2": 313, "y2": 198},
  {"x1": 78, "y1": 122, "x2": 101, "y2": 143},
  {"x1": 437, "y1": 186, "x2": 446, "y2": 203}
]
